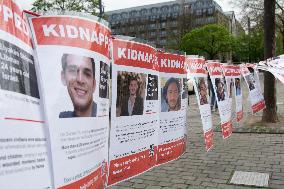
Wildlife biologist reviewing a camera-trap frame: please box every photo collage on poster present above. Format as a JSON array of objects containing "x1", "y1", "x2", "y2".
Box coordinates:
[
  {"x1": 207, "y1": 61, "x2": 233, "y2": 139},
  {"x1": 108, "y1": 38, "x2": 160, "y2": 186},
  {"x1": 0, "y1": 1, "x2": 51, "y2": 188},
  {"x1": 222, "y1": 65, "x2": 244, "y2": 123},
  {"x1": 186, "y1": 56, "x2": 213, "y2": 151},
  {"x1": 241, "y1": 65, "x2": 266, "y2": 114},
  {"x1": 158, "y1": 51, "x2": 187, "y2": 165},
  {"x1": 29, "y1": 14, "x2": 110, "y2": 188}
]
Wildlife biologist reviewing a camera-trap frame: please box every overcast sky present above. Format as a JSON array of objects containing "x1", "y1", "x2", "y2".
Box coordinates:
[{"x1": 21, "y1": 0, "x2": 238, "y2": 17}]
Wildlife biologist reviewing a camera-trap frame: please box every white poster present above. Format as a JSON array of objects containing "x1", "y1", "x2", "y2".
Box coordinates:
[
  {"x1": 206, "y1": 61, "x2": 233, "y2": 139},
  {"x1": 222, "y1": 65, "x2": 243, "y2": 123},
  {"x1": 108, "y1": 38, "x2": 159, "y2": 186},
  {"x1": 29, "y1": 14, "x2": 110, "y2": 188},
  {"x1": 186, "y1": 56, "x2": 213, "y2": 151},
  {"x1": 0, "y1": 0, "x2": 51, "y2": 188},
  {"x1": 241, "y1": 64, "x2": 265, "y2": 114},
  {"x1": 158, "y1": 51, "x2": 187, "y2": 164}
]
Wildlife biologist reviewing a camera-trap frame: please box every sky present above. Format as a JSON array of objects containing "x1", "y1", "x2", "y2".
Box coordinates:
[{"x1": 21, "y1": 0, "x2": 239, "y2": 17}]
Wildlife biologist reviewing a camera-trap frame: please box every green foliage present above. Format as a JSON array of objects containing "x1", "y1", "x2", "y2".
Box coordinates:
[
  {"x1": 180, "y1": 24, "x2": 234, "y2": 59},
  {"x1": 276, "y1": 33, "x2": 284, "y2": 55},
  {"x1": 233, "y1": 27, "x2": 264, "y2": 62},
  {"x1": 31, "y1": 0, "x2": 100, "y2": 15}
]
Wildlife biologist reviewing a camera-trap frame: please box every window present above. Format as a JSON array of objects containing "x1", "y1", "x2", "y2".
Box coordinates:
[
  {"x1": 196, "y1": 9, "x2": 202, "y2": 16},
  {"x1": 130, "y1": 11, "x2": 137, "y2": 17},
  {"x1": 121, "y1": 12, "x2": 128, "y2": 19},
  {"x1": 150, "y1": 31, "x2": 156, "y2": 36},
  {"x1": 208, "y1": 7, "x2": 213, "y2": 15},
  {"x1": 150, "y1": 23, "x2": 156, "y2": 29},
  {"x1": 172, "y1": 21, "x2": 178, "y2": 27},
  {"x1": 141, "y1": 9, "x2": 148, "y2": 16},
  {"x1": 161, "y1": 5, "x2": 169, "y2": 12},
  {"x1": 173, "y1": 4, "x2": 180, "y2": 12},
  {"x1": 160, "y1": 39, "x2": 166, "y2": 45},
  {"x1": 151, "y1": 7, "x2": 158, "y2": 14}
]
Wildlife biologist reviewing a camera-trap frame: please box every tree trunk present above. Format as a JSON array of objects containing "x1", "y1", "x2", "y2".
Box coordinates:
[
  {"x1": 282, "y1": 31, "x2": 284, "y2": 53},
  {"x1": 262, "y1": 0, "x2": 279, "y2": 122}
]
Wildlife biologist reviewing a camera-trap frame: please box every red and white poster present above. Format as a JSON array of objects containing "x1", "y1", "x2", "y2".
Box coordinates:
[
  {"x1": 0, "y1": 1, "x2": 51, "y2": 188},
  {"x1": 206, "y1": 61, "x2": 232, "y2": 139},
  {"x1": 222, "y1": 65, "x2": 243, "y2": 122},
  {"x1": 108, "y1": 38, "x2": 159, "y2": 186},
  {"x1": 157, "y1": 51, "x2": 187, "y2": 164},
  {"x1": 186, "y1": 56, "x2": 213, "y2": 151},
  {"x1": 241, "y1": 64, "x2": 265, "y2": 114},
  {"x1": 29, "y1": 14, "x2": 110, "y2": 188}
]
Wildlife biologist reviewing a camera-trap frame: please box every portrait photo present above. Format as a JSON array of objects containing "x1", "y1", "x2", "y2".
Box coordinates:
[
  {"x1": 59, "y1": 53, "x2": 97, "y2": 118},
  {"x1": 235, "y1": 78, "x2": 241, "y2": 96},
  {"x1": 226, "y1": 78, "x2": 234, "y2": 98},
  {"x1": 146, "y1": 74, "x2": 158, "y2": 100},
  {"x1": 161, "y1": 77, "x2": 181, "y2": 112},
  {"x1": 245, "y1": 75, "x2": 255, "y2": 91},
  {"x1": 99, "y1": 61, "x2": 110, "y2": 99},
  {"x1": 116, "y1": 71, "x2": 146, "y2": 117},
  {"x1": 215, "y1": 78, "x2": 226, "y2": 102},
  {"x1": 196, "y1": 78, "x2": 208, "y2": 105}
]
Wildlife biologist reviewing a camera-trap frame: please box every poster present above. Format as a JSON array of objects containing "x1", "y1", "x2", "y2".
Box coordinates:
[
  {"x1": 206, "y1": 61, "x2": 232, "y2": 139},
  {"x1": 186, "y1": 56, "x2": 213, "y2": 151},
  {"x1": 108, "y1": 38, "x2": 159, "y2": 186},
  {"x1": 0, "y1": 0, "x2": 51, "y2": 188},
  {"x1": 29, "y1": 14, "x2": 110, "y2": 188},
  {"x1": 157, "y1": 51, "x2": 187, "y2": 164},
  {"x1": 222, "y1": 65, "x2": 243, "y2": 122},
  {"x1": 241, "y1": 64, "x2": 265, "y2": 114},
  {"x1": 258, "y1": 60, "x2": 284, "y2": 84}
]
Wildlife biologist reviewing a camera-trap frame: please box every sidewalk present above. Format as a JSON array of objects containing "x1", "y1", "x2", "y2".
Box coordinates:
[{"x1": 111, "y1": 75, "x2": 284, "y2": 189}]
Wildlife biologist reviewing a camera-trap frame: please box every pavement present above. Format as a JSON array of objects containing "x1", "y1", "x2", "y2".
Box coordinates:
[{"x1": 111, "y1": 73, "x2": 284, "y2": 189}]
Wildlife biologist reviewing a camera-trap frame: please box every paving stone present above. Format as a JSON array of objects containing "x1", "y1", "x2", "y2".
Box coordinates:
[
  {"x1": 145, "y1": 186, "x2": 162, "y2": 189},
  {"x1": 171, "y1": 183, "x2": 188, "y2": 189},
  {"x1": 157, "y1": 181, "x2": 172, "y2": 187},
  {"x1": 132, "y1": 183, "x2": 146, "y2": 189},
  {"x1": 171, "y1": 178, "x2": 185, "y2": 184}
]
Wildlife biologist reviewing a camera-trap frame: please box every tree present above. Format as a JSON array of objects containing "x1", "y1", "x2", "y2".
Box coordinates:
[
  {"x1": 231, "y1": 0, "x2": 284, "y2": 54},
  {"x1": 262, "y1": 0, "x2": 279, "y2": 122},
  {"x1": 180, "y1": 24, "x2": 234, "y2": 60},
  {"x1": 233, "y1": 27, "x2": 264, "y2": 62},
  {"x1": 31, "y1": 0, "x2": 100, "y2": 16},
  {"x1": 276, "y1": 1, "x2": 284, "y2": 53}
]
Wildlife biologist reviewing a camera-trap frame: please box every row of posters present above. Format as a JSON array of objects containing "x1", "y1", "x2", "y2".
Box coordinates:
[
  {"x1": 0, "y1": 2, "x2": 187, "y2": 188},
  {"x1": 186, "y1": 57, "x2": 265, "y2": 151},
  {"x1": 0, "y1": 1, "x2": 267, "y2": 188},
  {"x1": 108, "y1": 39, "x2": 187, "y2": 186}
]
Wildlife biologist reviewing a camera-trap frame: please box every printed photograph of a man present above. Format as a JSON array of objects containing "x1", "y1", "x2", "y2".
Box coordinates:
[
  {"x1": 227, "y1": 78, "x2": 234, "y2": 98},
  {"x1": 197, "y1": 78, "x2": 208, "y2": 105},
  {"x1": 215, "y1": 78, "x2": 226, "y2": 102},
  {"x1": 235, "y1": 78, "x2": 241, "y2": 96},
  {"x1": 59, "y1": 53, "x2": 97, "y2": 118},
  {"x1": 245, "y1": 75, "x2": 255, "y2": 91},
  {"x1": 116, "y1": 72, "x2": 146, "y2": 117},
  {"x1": 161, "y1": 78, "x2": 181, "y2": 112}
]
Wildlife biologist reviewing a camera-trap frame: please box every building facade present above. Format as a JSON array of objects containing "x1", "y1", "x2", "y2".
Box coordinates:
[{"x1": 106, "y1": 0, "x2": 244, "y2": 50}]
